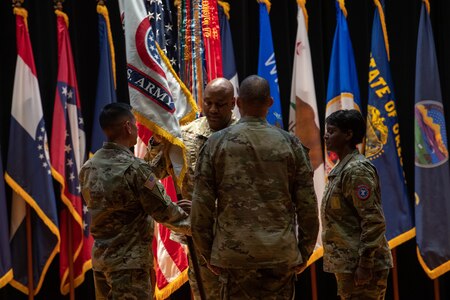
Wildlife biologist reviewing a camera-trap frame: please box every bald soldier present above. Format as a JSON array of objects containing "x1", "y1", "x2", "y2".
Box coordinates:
[
  {"x1": 79, "y1": 103, "x2": 191, "y2": 300},
  {"x1": 191, "y1": 75, "x2": 319, "y2": 299},
  {"x1": 146, "y1": 78, "x2": 237, "y2": 299}
]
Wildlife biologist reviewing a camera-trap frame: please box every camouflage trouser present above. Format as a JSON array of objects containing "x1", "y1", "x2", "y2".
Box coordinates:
[
  {"x1": 335, "y1": 269, "x2": 389, "y2": 300},
  {"x1": 217, "y1": 268, "x2": 296, "y2": 300},
  {"x1": 188, "y1": 253, "x2": 221, "y2": 300},
  {"x1": 93, "y1": 269, "x2": 152, "y2": 300}
]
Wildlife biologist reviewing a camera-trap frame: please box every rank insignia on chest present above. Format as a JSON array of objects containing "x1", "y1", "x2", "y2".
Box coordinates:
[{"x1": 356, "y1": 184, "x2": 370, "y2": 200}]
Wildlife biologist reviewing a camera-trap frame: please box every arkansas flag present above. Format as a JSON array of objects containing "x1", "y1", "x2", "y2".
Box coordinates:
[
  {"x1": 119, "y1": 0, "x2": 197, "y2": 186},
  {"x1": 5, "y1": 7, "x2": 59, "y2": 295},
  {"x1": 51, "y1": 10, "x2": 93, "y2": 295}
]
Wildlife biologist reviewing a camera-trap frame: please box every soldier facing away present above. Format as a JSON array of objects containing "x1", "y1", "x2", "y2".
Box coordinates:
[
  {"x1": 191, "y1": 75, "x2": 319, "y2": 299},
  {"x1": 79, "y1": 103, "x2": 191, "y2": 300},
  {"x1": 146, "y1": 77, "x2": 237, "y2": 299},
  {"x1": 322, "y1": 109, "x2": 393, "y2": 300}
]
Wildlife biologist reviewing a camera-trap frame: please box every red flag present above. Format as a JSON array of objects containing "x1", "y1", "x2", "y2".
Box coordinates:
[
  {"x1": 202, "y1": 0, "x2": 223, "y2": 81},
  {"x1": 50, "y1": 10, "x2": 93, "y2": 295}
]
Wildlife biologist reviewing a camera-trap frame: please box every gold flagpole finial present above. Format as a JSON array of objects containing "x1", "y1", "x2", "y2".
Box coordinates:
[
  {"x1": 54, "y1": 0, "x2": 64, "y2": 11},
  {"x1": 12, "y1": 0, "x2": 24, "y2": 8}
]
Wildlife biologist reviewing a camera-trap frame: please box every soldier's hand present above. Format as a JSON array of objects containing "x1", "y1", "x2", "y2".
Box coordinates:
[
  {"x1": 354, "y1": 266, "x2": 372, "y2": 286},
  {"x1": 177, "y1": 199, "x2": 192, "y2": 214},
  {"x1": 294, "y1": 262, "x2": 308, "y2": 274}
]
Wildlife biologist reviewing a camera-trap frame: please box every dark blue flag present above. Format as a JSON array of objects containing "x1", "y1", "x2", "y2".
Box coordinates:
[
  {"x1": 257, "y1": 2, "x2": 283, "y2": 128},
  {"x1": 365, "y1": 0, "x2": 414, "y2": 248},
  {"x1": 414, "y1": 1, "x2": 450, "y2": 279},
  {"x1": 0, "y1": 147, "x2": 12, "y2": 288},
  {"x1": 90, "y1": 4, "x2": 117, "y2": 156}
]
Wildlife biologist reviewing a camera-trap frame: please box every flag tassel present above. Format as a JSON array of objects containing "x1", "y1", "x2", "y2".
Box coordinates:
[{"x1": 26, "y1": 205, "x2": 34, "y2": 300}]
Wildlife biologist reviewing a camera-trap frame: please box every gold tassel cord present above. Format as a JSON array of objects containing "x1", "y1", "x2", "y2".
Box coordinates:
[
  {"x1": 217, "y1": 1, "x2": 230, "y2": 20},
  {"x1": 297, "y1": 0, "x2": 309, "y2": 32},
  {"x1": 257, "y1": 0, "x2": 271, "y2": 14},
  {"x1": 337, "y1": 0, "x2": 347, "y2": 18}
]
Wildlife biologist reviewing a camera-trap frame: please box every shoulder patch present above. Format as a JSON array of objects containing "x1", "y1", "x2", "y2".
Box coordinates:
[
  {"x1": 355, "y1": 184, "x2": 371, "y2": 200},
  {"x1": 144, "y1": 174, "x2": 157, "y2": 190}
]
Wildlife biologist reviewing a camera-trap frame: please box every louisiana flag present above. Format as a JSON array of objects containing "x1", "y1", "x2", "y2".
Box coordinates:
[
  {"x1": 366, "y1": 0, "x2": 414, "y2": 248},
  {"x1": 90, "y1": 3, "x2": 117, "y2": 156},
  {"x1": 119, "y1": 0, "x2": 197, "y2": 186},
  {"x1": 0, "y1": 146, "x2": 12, "y2": 288},
  {"x1": 414, "y1": 0, "x2": 450, "y2": 279},
  {"x1": 5, "y1": 7, "x2": 59, "y2": 295},
  {"x1": 289, "y1": 0, "x2": 324, "y2": 265},
  {"x1": 51, "y1": 10, "x2": 93, "y2": 294},
  {"x1": 325, "y1": 0, "x2": 361, "y2": 173},
  {"x1": 257, "y1": 0, "x2": 283, "y2": 128},
  {"x1": 218, "y1": 1, "x2": 240, "y2": 118}
]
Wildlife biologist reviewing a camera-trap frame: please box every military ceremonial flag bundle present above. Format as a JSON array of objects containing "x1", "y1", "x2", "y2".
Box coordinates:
[
  {"x1": 325, "y1": 0, "x2": 361, "y2": 173},
  {"x1": 218, "y1": 1, "x2": 239, "y2": 118},
  {"x1": 90, "y1": 3, "x2": 117, "y2": 157},
  {"x1": 365, "y1": 0, "x2": 414, "y2": 248},
  {"x1": 289, "y1": 0, "x2": 324, "y2": 264},
  {"x1": 414, "y1": 0, "x2": 450, "y2": 279},
  {"x1": 5, "y1": 7, "x2": 60, "y2": 295},
  {"x1": 0, "y1": 147, "x2": 12, "y2": 289},
  {"x1": 202, "y1": 0, "x2": 223, "y2": 81},
  {"x1": 257, "y1": 0, "x2": 283, "y2": 127},
  {"x1": 119, "y1": 0, "x2": 196, "y2": 185},
  {"x1": 51, "y1": 9, "x2": 93, "y2": 294}
]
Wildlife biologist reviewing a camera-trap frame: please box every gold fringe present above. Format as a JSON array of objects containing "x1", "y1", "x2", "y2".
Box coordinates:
[
  {"x1": 55, "y1": 9, "x2": 69, "y2": 28},
  {"x1": 217, "y1": 1, "x2": 230, "y2": 20},
  {"x1": 306, "y1": 247, "x2": 323, "y2": 267},
  {"x1": 337, "y1": 0, "x2": 347, "y2": 18},
  {"x1": 388, "y1": 227, "x2": 415, "y2": 249},
  {"x1": 154, "y1": 268, "x2": 189, "y2": 300},
  {"x1": 13, "y1": 7, "x2": 28, "y2": 31},
  {"x1": 423, "y1": 0, "x2": 430, "y2": 15},
  {"x1": 155, "y1": 43, "x2": 198, "y2": 125},
  {"x1": 5, "y1": 173, "x2": 61, "y2": 295},
  {"x1": 174, "y1": 0, "x2": 181, "y2": 9},
  {"x1": 257, "y1": 0, "x2": 271, "y2": 14},
  {"x1": 133, "y1": 111, "x2": 188, "y2": 189},
  {"x1": 60, "y1": 259, "x2": 92, "y2": 295},
  {"x1": 417, "y1": 246, "x2": 450, "y2": 279},
  {"x1": 373, "y1": 0, "x2": 390, "y2": 61},
  {"x1": 297, "y1": 0, "x2": 309, "y2": 32},
  {"x1": 97, "y1": 4, "x2": 117, "y2": 88},
  {"x1": 0, "y1": 270, "x2": 13, "y2": 289}
]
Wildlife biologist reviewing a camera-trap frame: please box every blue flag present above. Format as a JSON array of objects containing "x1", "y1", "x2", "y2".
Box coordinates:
[
  {"x1": 6, "y1": 8, "x2": 60, "y2": 295},
  {"x1": 90, "y1": 4, "x2": 117, "y2": 156},
  {"x1": 0, "y1": 147, "x2": 12, "y2": 289},
  {"x1": 365, "y1": 0, "x2": 414, "y2": 248},
  {"x1": 414, "y1": 1, "x2": 450, "y2": 279},
  {"x1": 325, "y1": 0, "x2": 361, "y2": 173},
  {"x1": 257, "y1": 2, "x2": 283, "y2": 128},
  {"x1": 218, "y1": 2, "x2": 240, "y2": 117}
]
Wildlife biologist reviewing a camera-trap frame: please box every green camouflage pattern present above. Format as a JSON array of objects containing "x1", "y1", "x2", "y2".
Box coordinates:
[
  {"x1": 191, "y1": 117, "x2": 319, "y2": 269},
  {"x1": 321, "y1": 150, "x2": 393, "y2": 273},
  {"x1": 93, "y1": 269, "x2": 151, "y2": 300},
  {"x1": 335, "y1": 269, "x2": 389, "y2": 300},
  {"x1": 79, "y1": 142, "x2": 190, "y2": 274}
]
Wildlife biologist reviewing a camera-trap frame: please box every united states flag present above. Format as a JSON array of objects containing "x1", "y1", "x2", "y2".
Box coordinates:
[{"x1": 51, "y1": 10, "x2": 93, "y2": 295}]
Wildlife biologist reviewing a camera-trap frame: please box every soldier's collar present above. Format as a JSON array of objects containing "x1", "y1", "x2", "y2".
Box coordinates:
[{"x1": 102, "y1": 142, "x2": 134, "y2": 155}]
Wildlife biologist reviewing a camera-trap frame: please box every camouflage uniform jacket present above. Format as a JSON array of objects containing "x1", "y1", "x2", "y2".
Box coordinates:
[
  {"x1": 146, "y1": 115, "x2": 238, "y2": 199},
  {"x1": 191, "y1": 117, "x2": 319, "y2": 269},
  {"x1": 79, "y1": 142, "x2": 190, "y2": 272},
  {"x1": 321, "y1": 150, "x2": 393, "y2": 273}
]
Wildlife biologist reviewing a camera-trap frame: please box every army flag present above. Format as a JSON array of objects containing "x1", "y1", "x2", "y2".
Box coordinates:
[
  {"x1": 414, "y1": 0, "x2": 450, "y2": 279},
  {"x1": 257, "y1": 0, "x2": 283, "y2": 128},
  {"x1": 218, "y1": 1, "x2": 240, "y2": 118},
  {"x1": 90, "y1": 3, "x2": 117, "y2": 156},
  {"x1": 325, "y1": 0, "x2": 361, "y2": 173},
  {"x1": 289, "y1": 0, "x2": 324, "y2": 264},
  {"x1": 5, "y1": 7, "x2": 60, "y2": 295},
  {"x1": 0, "y1": 147, "x2": 12, "y2": 289},
  {"x1": 365, "y1": 0, "x2": 414, "y2": 248},
  {"x1": 51, "y1": 10, "x2": 93, "y2": 294},
  {"x1": 119, "y1": 0, "x2": 197, "y2": 185}
]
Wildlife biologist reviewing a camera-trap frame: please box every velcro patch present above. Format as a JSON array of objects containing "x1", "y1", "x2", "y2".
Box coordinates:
[
  {"x1": 356, "y1": 184, "x2": 370, "y2": 200},
  {"x1": 144, "y1": 174, "x2": 157, "y2": 190}
]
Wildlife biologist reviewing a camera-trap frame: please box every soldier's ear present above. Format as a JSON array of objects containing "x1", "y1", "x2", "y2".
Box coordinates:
[{"x1": 345, "y1": 129, "x2": 353, "y2": 142}]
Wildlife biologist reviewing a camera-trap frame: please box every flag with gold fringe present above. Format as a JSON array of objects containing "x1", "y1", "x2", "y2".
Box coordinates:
[
  {"x1": 414, "y1": 0, "x2": 450, "y2": 279},
  {"x1": 0, "y1": 146, "x2": 12, "y2": 289}
]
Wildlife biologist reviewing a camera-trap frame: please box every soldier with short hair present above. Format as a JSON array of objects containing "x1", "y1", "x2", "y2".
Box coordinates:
[
  {"x1": 146, "y1": 77, "x2": 237, "y2": 299},
  {"x1": 191, "y1": 75, "x2": 319, "y2": 299},
  {"x1": 322, "y1": 109, "x2": 393, "y2": 300},
  {"x1": 79, "y1": 102, "x2": 191, "y2": 300}
]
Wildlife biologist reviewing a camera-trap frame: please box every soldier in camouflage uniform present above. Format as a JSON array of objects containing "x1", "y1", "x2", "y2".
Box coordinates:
[
  {"x1": 79, "y1": 103, "x2": 191, "y2": 300},
  {"x1": 322, "y1": 109, "x2": 393, "y2": 300},
  {"x1": 191, "y1": 75, "x2": 319, "y2": 299},
  {"x1": 146, "y1": 77, "x2": 237, "y2": 299}
]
